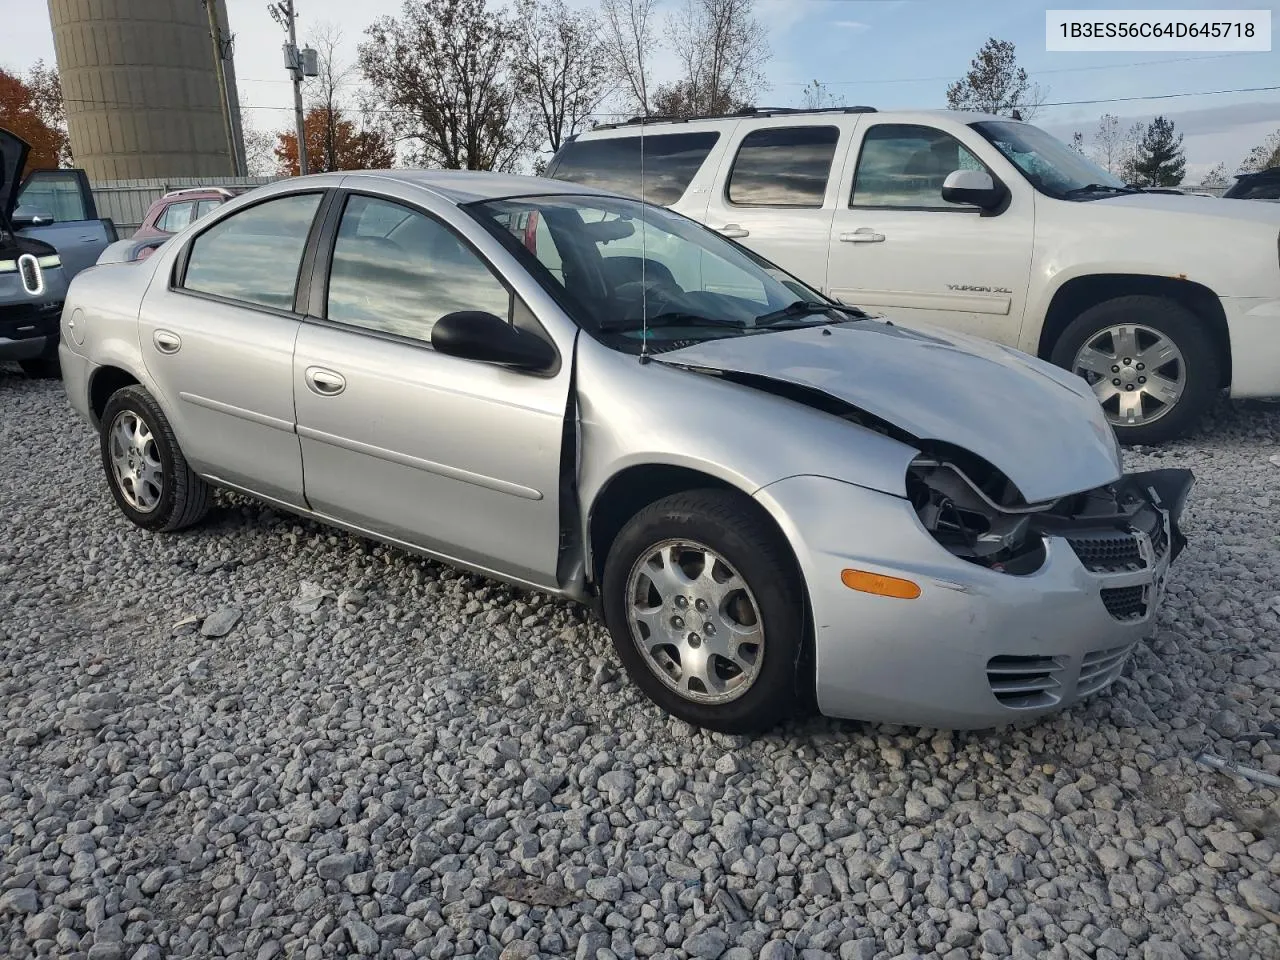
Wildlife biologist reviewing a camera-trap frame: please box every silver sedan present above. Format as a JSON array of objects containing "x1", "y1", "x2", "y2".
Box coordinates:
[{"x1": 59, "y1": 171, "x2": 1192, "y2": 732}]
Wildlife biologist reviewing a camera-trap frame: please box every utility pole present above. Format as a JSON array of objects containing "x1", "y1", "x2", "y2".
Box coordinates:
[
  {"x1": 204, "y1": 0, "x2": 242, "y2": 175},
  {"x1": 269, "y1": 1, "x2": 317, "y2": 175}
]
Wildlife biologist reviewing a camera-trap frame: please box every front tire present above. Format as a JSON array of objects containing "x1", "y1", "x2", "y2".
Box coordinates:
[
  {"x1": 100, "y1": 386, "x2": 213, "y2": 532},
  {"x1": 601, "y1": 489, "x2": 806, "y2": 733},
  {"x1": 1050, "y1": 295, "x2": 1219, "y2": 445}
]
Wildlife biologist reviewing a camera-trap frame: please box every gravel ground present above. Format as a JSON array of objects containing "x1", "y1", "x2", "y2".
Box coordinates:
[{"x1": 2, "y1": 366, "x2": 1279, "y2": 960}]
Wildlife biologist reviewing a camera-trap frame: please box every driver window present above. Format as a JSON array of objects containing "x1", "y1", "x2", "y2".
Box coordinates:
[
  {"x1": 326, "y1": 194, "x2": 511, "y2": 342},
  {"x1": 851, "y1": 124, "x2": 984, "y2": 208}
]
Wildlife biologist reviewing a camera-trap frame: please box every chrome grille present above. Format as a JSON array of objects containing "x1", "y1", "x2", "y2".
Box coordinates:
[
  {"x1": 1066, "y1": 529, "x2": 1144, "y2": 572},
  {"x1": 986, "y1": 655, "x2": 1062, "y2": 709},
  {"x1": 1101, "y1": 585, "x2": 1147, "y2": 621},
  {"x1": 1078, "y1": 644, "x2": 1134, "y2": 695}
]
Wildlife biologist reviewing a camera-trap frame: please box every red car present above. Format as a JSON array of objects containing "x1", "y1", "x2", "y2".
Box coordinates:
[{"x1": 132, "y1": 187, "x2": 236, "y2": 240}]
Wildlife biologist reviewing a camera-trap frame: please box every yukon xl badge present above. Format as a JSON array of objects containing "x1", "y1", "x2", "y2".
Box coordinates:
[{"x1": 948, "y1": 283, "x2": 1012, "y2": 294}]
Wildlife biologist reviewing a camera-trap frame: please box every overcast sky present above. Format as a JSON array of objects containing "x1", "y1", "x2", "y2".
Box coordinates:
[{"x1": 6, "y1": 0, "x2": 1279, "y2": 180}]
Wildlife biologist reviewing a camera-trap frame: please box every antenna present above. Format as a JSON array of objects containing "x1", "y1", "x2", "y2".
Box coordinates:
[{"x1": 638, "y1": 115, "x2": 650, "y2": 364}]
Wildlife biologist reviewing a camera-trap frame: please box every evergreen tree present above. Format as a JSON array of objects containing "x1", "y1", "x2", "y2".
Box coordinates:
[{"x1": 1127, "y1": 116, "x2": 1185, "y2": 187}]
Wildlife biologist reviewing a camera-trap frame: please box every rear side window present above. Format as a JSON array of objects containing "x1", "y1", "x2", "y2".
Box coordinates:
[
  {"x1": 182, "y1": 193, "x2": 322, "y2": 311},
  {"x1": 159, "y1": 201, "x2": 195, "y2": 232},
  {"x1": 727, "y1": 126, "x2": 840, "y2": 207},
  {"x1": 195, "y1": 198, "x2": 225, "y2": 219},
  {"x1": 547, "y1": 132, "x2": 720, "y2": 206}
]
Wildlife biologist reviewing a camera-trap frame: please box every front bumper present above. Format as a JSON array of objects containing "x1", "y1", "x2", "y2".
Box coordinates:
[
  {"x1": 0, "y1": 301, "x2": 62, "y2": 360},
  {"x1": 1223, "y1": 296, "x2": 1280, "y2": 398},
  {"x1": 755, "y1": 470, "x2": 1191, "y2": 729}
]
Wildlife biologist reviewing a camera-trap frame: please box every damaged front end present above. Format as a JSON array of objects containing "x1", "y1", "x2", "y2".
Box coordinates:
[{"x1": 908, "y1": 447, "x2": 1192, "y2": 593}]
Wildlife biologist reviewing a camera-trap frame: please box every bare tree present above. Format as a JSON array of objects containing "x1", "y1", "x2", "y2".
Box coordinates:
[
  {"x1": 800, "y1": 79, "x2": 843, "y2": 111},
  {"x1": 1198, "y1": 162, "x2": 1228, "y2": 190},
  {"x1": 1239, "y1": 128, "x2": 1280, "y2": 173},
  {"x1": 242, "y1": 126, "x2": 279, "y2": 176},
  {"x1": 1070, "y1": 131, "x2": 1085, "y2": 154},
  {"x1": 512, "y1": 0, "x2": 609, "y2": 157},
  {"x1": 945, "y1": 38, "x2": 1046, "y2": 120},
  {"x1": 1092, "y1": 113, "x2": 1125, "y2": 175},
  {"x1": 359, "y1": 0, "x2": 530, "y2": 171},
  {"x1": 599, "y1": 0, "x2": 658, "y2": 114},
  {"x1": 656, "y1": 0, "x2": 768, "y2": 118},
  {"x1": 305, "y1": 23, "x2": 358, "y2": 173}
]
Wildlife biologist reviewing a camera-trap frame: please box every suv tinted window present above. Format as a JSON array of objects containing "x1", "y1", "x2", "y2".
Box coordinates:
[
  {"x1": 196, "y1": 198, "x2": 225, "y2": 219},
  {"x1": 852, "y1": 124, "x2": 984, "y2": 208},
  {"x1": 547, "y1": 132, "x2": 720, "y2": 205},
  {"x1": 326, "y1": 194, "x2": 511, "y2": 342},
  {"x1": 727, "y1": 126, "x2": 840, "y2": 207},
  {"x1": 160, "y1": 201, "x2": 195, "y2": 232},
  {"x1": 182, "y1": 192, "x2": 322, "y2": 311}
]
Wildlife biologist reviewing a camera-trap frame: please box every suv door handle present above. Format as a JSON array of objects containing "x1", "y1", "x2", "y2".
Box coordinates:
[
  {"x1": 840, "y1": 228, "x2": 885, "y2": 243},
  {"x1": 153, "y1": 330, "x2": 182, "y2": 354},
  {"x1": 305, "y1": 366, "x2": 346, "y2": 397},
  {"x1": 716, "y1": 224, "x2": 750, "y2": 239}
]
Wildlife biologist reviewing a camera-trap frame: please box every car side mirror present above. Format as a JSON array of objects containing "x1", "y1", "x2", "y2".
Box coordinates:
[
  {"x1": 941, "y1": 170, "x2": 1006, "y2": 211},
  {"x1": 12, "y1": 206, "x2": 54, "y2": 227},
  {"x1": 431, "y1": 311, "x2": 556, "y2": 372}
]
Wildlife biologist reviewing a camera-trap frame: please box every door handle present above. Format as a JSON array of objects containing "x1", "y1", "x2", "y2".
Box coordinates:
[
  {"x1": 716, "y1": 224, "x2": 750, "y2": 239},
  {"x1": 153, "y1": 330, "x2": 181, "y2": 354},
  {"x1": 839, "y1": 228, "x2": 885, "y2": 243},
  {"x1": 305, "y1": 366, "x2": 346, "y2": 397}
]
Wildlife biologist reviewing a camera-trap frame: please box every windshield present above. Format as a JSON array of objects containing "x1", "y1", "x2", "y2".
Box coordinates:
[
  {"x1": 971, "y1": 120, "x2": 1131, "y2": 200},
  {"x1": 468, "y1": 194, "x2": 843, "y2": 350}
]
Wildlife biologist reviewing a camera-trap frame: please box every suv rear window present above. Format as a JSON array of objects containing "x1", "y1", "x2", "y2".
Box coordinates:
[{"x1": 546, "y1": 132, "x2": 720, "y2": 206}]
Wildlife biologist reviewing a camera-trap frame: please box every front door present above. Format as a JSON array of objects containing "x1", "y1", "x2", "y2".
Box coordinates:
[
  {"x1": 139, "y1": 190, "x2": 326, "y2": 506},
  {"x1": 293, "y1": 192, "x2": 570, "y2": 588},
  {"x1": 16, "y1": 169, "x2": 114, "y2": 278},
  {"x1": 826, "y1": 122, "x2": 1034, "y2": 344}
]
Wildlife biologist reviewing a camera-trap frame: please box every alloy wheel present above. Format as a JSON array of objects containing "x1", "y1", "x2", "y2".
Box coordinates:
[
  {"x1": 624, "y1": 540, "x2": 764, "y2": 704},
  {"x1": 108, "y1": 410, "x2": 163, "y2": 512},
  {"x1": 1071, "y1": 323, "x2": 1185, "y2": 427}
]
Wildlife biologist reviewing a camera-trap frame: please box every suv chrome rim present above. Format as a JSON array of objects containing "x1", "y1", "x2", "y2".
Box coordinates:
[
  {"x1": 625, "y1": 540, "x2": 764, "y2": 705},
  {"x1": 1072, "y1": 324, "x2": 1185, "y2": 427},
  {"x1": 108, "y1": 411, "x2": 163, "y2": 512}
]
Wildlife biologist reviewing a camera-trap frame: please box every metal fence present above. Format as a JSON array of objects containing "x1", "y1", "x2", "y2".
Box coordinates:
[{"x1": 90, "y1": 176, "x2": 282, "y2": 237}]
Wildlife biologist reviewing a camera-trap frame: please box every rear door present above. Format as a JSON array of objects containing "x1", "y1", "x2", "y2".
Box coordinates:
[
  {"x1": 702, "y1": 118, "x2": 855, "y2": 291},
  {"x1": 16, "y1": 169, "x2": 116, "y2": 278},
  {"x1": 139, "y1": 189, "x2": 329, "y2": 507}
]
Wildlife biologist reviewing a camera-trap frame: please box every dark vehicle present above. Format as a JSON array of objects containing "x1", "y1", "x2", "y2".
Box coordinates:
[
  {"x1": 1225, "y1": 167, "x2": 1280, "y2": 201},
  {"x1": 1, "y1": 127, "x2": 116, "y2": 377}
]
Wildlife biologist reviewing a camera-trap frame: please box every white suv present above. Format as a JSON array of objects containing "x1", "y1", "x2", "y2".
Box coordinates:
[{"x1": 548, "y1": 107, "x2": 1280, "y2": 443}]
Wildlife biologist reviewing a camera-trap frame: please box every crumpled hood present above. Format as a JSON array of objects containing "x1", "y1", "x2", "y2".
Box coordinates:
[
  {"x1": 656, "y1": 320, "x2": 1122, "y2": 503},
  {"x1": 0, "y1": 128, "x2": 30, "y2": 225}
]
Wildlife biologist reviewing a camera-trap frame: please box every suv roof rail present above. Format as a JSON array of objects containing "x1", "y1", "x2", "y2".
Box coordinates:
[
  {"x1": 591, "y1": 104, "x2": 877, "y2": 131},
  {"x1": 160, "y1": 186, "x2": 237, "y2": 200}
]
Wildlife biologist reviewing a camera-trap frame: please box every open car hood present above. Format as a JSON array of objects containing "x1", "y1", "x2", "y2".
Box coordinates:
[
  {"x1": 655, "y1": 319, "x2": 1122, "y2": 503},
  {"x1": 0, "y1": 128, "x2": 31, "y2": 225}
]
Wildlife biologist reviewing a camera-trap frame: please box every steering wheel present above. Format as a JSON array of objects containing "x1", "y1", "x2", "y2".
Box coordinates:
[{"x1": 612, "y1": 278, "x2": 688, "y2": 323}]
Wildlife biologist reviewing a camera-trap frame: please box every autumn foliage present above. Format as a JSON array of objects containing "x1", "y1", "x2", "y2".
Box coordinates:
[
  {"x1": 0, "y1": 63, "x2": 71, "y2": 176},
  {"x1": 274, "y1": 107, "x2": 394, "y2": 176}
]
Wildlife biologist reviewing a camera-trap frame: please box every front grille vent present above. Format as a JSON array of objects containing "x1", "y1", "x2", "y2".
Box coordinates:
[
  {"x1": 1101, "y1": 585, "x2": 1147, "y2": 621},
  {"x1": 17, "y1": 254, "x2": 44, "y2": 296},
  {"x1": 1066, "y1": 529, "x2": 1144, "y2": 572},
  {"x1": 986, "y1": 654, "x2": 1062, "y2": 709},
  {"x1": 1078, "y1": 644, "x2": 1134, "y2": 695}
]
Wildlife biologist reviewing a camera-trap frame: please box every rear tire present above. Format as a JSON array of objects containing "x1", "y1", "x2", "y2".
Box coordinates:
[
  {"x1": 601, "y1": 489, "x2": 807, "y2": 734},
  {"x1": 1050, "y1": 295, "x2": 1219, "y2": 445},
  {"x1": 100, "y1": 386, "x2": 213, "y2": 532}
]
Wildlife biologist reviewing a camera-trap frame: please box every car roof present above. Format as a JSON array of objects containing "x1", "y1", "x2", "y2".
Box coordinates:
[
  {"x1": 575, "y1": 108, "x2": 1007, "y2": 137},
  {"x1": 338, "y1": 169, "x2": 612, "y2": 205}
]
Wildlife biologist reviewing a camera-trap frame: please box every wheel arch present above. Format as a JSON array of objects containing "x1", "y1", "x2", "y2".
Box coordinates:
[
  {"x1": 1036, "y1": 274, "x2": 1231, "y2": 388},
  {"x1": 88, "y1": 365, "x2": 143, "y2": 429}
]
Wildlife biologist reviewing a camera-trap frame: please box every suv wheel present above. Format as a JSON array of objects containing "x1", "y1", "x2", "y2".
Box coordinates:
[
  {"x1": 100, "y1": 386, "x2": 213, "y2": 531},
  {"x1": 601, "y1": 489, "x2": 806, "y2": 733},
  {"x1": 1050, "y1": 294, "x2": 1219, "y2": 444}
]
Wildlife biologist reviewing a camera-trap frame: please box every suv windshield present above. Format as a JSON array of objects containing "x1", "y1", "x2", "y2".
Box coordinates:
[
  {"x1": 971, "y1": 120, "x2": 1133, "y2": 201},
  {"x1": 468, "y1": 194, "x2": 847, "y2": 349}
]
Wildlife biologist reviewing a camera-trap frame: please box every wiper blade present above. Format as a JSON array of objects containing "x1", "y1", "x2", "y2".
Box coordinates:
[
  {"x1": 1063, "y1": 183, "x2": 1138, "y2": 198},
  {"x1": 599, "y1": 310, "x2": 745, "y2": 332},
  {"x1": 754, "y1": 300, "x2": 867, "y2": 326}
]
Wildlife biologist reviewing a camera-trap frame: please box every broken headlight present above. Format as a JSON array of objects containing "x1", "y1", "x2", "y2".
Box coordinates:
[{"x1": 906, "y1": 451, "x2": 1052, "y2": 574}]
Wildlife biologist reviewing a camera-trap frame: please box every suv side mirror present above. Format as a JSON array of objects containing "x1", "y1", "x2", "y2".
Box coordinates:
[
  {"x1": 12, "y1": 206, "x2": 54, "y2": 227},
  {"x1": 941, "y1": 170, "x2": 1006, "y2": 211},
  {"x1": 431, "y1": 311, "x2": 556, "y2": 372}
]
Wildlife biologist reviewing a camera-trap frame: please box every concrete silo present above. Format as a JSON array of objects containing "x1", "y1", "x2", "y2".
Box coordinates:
[{"x1": 47, "y1": 0, "x2": 246, "y2": 180}]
